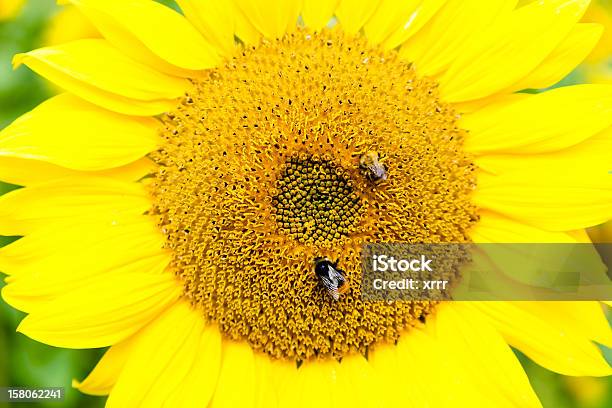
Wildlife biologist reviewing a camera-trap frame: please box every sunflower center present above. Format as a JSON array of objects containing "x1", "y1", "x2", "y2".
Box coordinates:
[
  {"x1": 272, "y1": 154, "x2": 363, "y2": 245},
  {"x1": 150, "y1": 29, "x2": 478, "y2": 361}
]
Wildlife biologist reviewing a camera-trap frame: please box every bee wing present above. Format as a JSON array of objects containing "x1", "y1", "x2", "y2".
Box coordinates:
[{"x1": 320, "y1": 275, "x2": 340, "y2": 301}]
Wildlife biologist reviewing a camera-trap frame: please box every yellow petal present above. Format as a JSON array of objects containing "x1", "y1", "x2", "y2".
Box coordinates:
[
  {"x1": 472, "y1": 211, "x2": 582, "y2": 243},
  {"x1": 210, "y1": 340, "x2": 256, "y2": 408},
  {"x1": 475, "y1": 126, "x2": 612, "y2": 175},
  {"x1": 0, "y1": 216, "x2": 164, "y2": 277},
  {"x1": 518, "y1": 302, "x2": 612, "y2": 348},
  {"x1": 13, "y1": 39, "x2": 189, "y2": 115},
  {"x1": 510, "y1": 23, "x2": 603, "y2": 91},
  {"x1": 469, "y1": 302, "x2": 612, "y2": 376},
  {"x1": 440, "y1": 0, "x2": 590, "y2": 103},
  {"x1": 368, "y1": 342, "x2": 407, "y2": 407},
  {"x1": 163, "y1": 325, "x2": 223, "y2": 408},
  {"x1": 14, "y1": 272, "x2": 180, "y2": 348},
  {"x1": 399, "y1": 0, "x2": 516, "y2": 77},
  {"x1": 294, "y1": 359, "x2": 339, "y2": 408},
  {"x1": 363, "y1": 0, "x2": 421, "y2": 45},
  {"x1": 474, "y1": 169, "x2": 612, "y2": 231},
  {"x1": 0, "y1": 177, "x2": 150, "y2": 235},
  {"x1": 382, "y1": 0, "x2": 447, "y2": 50},
  {"x1": 335, "y1": 354, "x2": 377, "y2": 408},
  {"x1": 275, "y1": 359, "x2": 301, "y2": 407},
  {"x1": 402, "y1": 323, "x2": 490, "y2": 407},
  {"x1": 453, "y1": 90, "x2": 530, "y2": 115},
  {"x1": 44, "y1": 4, "x2": 101, "y2": 47},
  {"x1": 65, "y1": 0, "x2": 221, "y2": 74},
  {"x1": 3, "y1": 252, "x2": 170, "y2": 314},
  {"x1": 252, "y1": 354, "x2": 277, "y2": 408},
  {"x1": 0, "y1": 156, "x2": 154, "y2": 187},
  {"x1": 234, "y1": 0, "x2": 300, "y2": 39},
  {"x1": 461, "y1": 85, "x2": 612, "y2": 155},
  {"x1": 232, "y1": 2, "x2": 262, "y2": 45},
  {"x1": 301, "y1": 0, "x2": 340, "y2": 31},
  {"x1": 107, "y1": 302, "x2": 220, "y2": 407},
  {"x1": 73, "y1": 336, "x2": 135, "y2": 396},
  {"x1": 393, "y1": 330, "x2": 455, "y2": 407},
  {"x1": 435, "y1": 303, "x2": 542, "y2": 407},
  {"x1": 176, "y1": 0, "x2": 236, "y2": 56},
  {"x1": 335, "y1": 0, "x2": 382, "y2": 35},
  {"x1": 0, "y1": 94, "x2": 160, "y2": 171}
]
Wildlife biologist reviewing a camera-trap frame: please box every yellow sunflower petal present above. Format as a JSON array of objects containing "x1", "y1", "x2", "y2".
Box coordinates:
[
  {"x1": 301, "y1": 0, "x2": 340, "y2": 31},
  {"x1": 252, "y1": 354, "x2": 278, "y2": 408},
  {"x1": 0, "y1": 156, "x2": 153, "y2": 187},
  {"x1": 0, "y1": 177, "x2": 149, "y2": 236},
  {"x1": 435, "y1": 303, "x2": 542, "y2": 407},
  {"x1": 404, "y1": 323, "x2": 491, "y2": 407},
  {"x1": 120, "y1": 310, "x2": 203, "y2": 407},
  {"x1": 510, "y1": 23, "x2": 603, "y2": 91},
  {"x1": 73, "y1": 336, "x2": 135, "y2": 396},
  {"x1": 2, "y1": 251, "x2": 170, "y2": 313},
  {"x1": 234, "y1": 0, "x2": 301, "y2": 39},
  {"x1": 368, "y1": 341, "x2": 408, "y2": 407},
  {"x1": 65, "y1": 0, "x2": 221, "y2": 73},
  {"x1": 0, "y1": 216, "x2": 164, "y2": 276},
  {"x1": 440, "y1": 0, "x2": 590, "y2": 103},
  {"x1": 461, "y1": 85, "x2": 612, "y2": 155},
  {"x1": 175, "y1": 0, "x2": 236, "y2": 56},
  {"x1": 335, "y1": 0, "x2": 382, "y2": 35},
  {"x1": 395, "y1": 329, "x2": 458, "y2": 407},
  {"x1": 399, "y1": 0, "x2": 516, "y2": 77},
  {"x1": 107, "y1": 302, "x2": 220, "y2": 407},
  {"x1": 209, "y1": 340, "x2": 256, "y2": 408},
  {"x1": 14, "y1": 272, "x2": 180, "y2": 348},
  {"x1": 13, "y1": 39, "x2": 189, "y2": 115},
  {"x1": 382, "y1": 0, "x2": 447, "y2": 50},
  {"x1": 274, "y1": 359, "x2": 300, "y2": 407},
  {"x1": 468, "y1": 302, "x2": 612, "y2": 376},
  {"x1": 231, "y1": 2, "x2": 261, "y2": 45},
  {"x1": 363, "y1": 0, "x2": 421, "y2": 45},
  {"x1": 475, "y1": 126, "x2": 612, "y2": 175},
  {"x1": 335, "y1": 354, "x2": 377, "y2": 408},
  {"x1": 472, "y1": 211, "x2": 582, "y2": 243},
  {"x1": 475, "y1": 170, "x2": 612, "y2": 231},
  {"x1": 0, "y1": 94, "x2": 160, "y2": 171},
  {"x1": 517, "y1": 302, "x2": 612, "y2": 348},
  {"x1": 294, "y1": 359, "x2": 339, "y2": 408},
  {"x1": 163, "y1": 325, "x2": 223, "y2": 408}
]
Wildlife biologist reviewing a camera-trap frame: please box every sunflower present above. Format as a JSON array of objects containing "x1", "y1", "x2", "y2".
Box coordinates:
[{"x1": 1, "y1": 0, "x2": 612, "y2": 406}]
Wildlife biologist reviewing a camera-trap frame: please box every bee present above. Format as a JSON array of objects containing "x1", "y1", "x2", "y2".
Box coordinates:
[
  {"x1": 314, "y1": 257, "x2": 349, "y2": 301},
  {"x1": 359, "y1": 151, "x2": 387, "y2": 183}
]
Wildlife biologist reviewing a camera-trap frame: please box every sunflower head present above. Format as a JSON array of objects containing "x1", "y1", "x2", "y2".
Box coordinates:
[
  {"x1": 1, "y1": 0, "x2": 611, "y2": 406},
  {"x1": 149, "y1": 28, "x2": 478, "y2": 360}
]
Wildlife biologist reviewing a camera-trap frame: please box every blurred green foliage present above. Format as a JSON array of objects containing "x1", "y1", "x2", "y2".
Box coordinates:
[{"x1": 0, "y1": 1, "x2": 610, "y2": 407}]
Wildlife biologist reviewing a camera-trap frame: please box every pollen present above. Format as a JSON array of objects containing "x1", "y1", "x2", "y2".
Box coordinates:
[{"x1": 150, "y1": 28, "x2": 478, "y2": 361}]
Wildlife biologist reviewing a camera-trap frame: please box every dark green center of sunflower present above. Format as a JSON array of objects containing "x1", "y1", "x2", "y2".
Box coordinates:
[
  {"x1": 272, "y1": 154, "x2": 363, "y2": 245},
  {"x1": 150, "y1": 28, "x2": 478, "y2": 362}
]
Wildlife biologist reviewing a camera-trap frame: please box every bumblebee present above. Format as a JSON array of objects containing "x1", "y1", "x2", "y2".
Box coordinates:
[
  {"x1": 314, "y1": 257, "x2": 349, "y2": 301},
  {"x1": 359, "y1": 151, "x2": 387, "y2": 183}
]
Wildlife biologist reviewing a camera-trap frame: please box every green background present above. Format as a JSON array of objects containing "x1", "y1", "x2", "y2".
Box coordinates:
[{"x1": 0, "y1": 1, "x2": 610, "y2": 407}]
